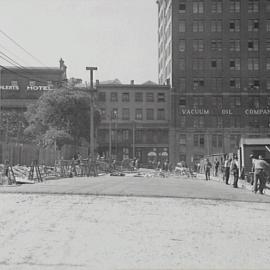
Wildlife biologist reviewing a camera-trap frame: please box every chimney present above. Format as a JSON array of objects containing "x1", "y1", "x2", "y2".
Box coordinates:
[
  {"x1": 130, "y1": 80, "x2": 134, "y2": 85},
  {"x1": 59, "y1": 58, "x2": 64, "y2": 69}
]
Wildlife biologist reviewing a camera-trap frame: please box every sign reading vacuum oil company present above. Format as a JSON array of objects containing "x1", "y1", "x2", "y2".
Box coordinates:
[{"x1": 179, "y1": 108, "x2": 270, "y2": 116}]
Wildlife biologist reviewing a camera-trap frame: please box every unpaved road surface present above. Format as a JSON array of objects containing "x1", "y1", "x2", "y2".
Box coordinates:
[{"x1": 0, "y1": 194, "x2": 270, "y2": 270}]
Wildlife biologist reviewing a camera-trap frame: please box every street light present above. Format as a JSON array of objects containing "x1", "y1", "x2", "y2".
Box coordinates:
[{"x1": 85, "y1": 66, "x2": 97, "y2": 159}]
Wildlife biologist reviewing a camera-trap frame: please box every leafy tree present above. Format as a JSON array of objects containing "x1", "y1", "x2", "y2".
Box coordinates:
[{"x1": 24, "y1": 88, "x2": 101, "y2": 149}]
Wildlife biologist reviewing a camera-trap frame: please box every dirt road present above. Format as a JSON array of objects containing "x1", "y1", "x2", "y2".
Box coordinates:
[{"x1": 0, "y1": 193, "x2": 270, "y2": 270}]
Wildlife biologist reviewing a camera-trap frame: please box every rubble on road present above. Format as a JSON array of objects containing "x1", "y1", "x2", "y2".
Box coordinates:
[{"x1": 0, "y1": 164, "x2": 59, "y2": 185}]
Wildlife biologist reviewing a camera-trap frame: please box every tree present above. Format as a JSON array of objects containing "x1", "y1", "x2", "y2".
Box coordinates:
[{"x1": 24, "y1": 88, "x2": 101, "y2": 150}]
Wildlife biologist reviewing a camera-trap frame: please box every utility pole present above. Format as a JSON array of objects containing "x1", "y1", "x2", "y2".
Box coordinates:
[
  {"x1": 109, "y1": 115, "x2": 112, "y2": 163},
  {"x1": 0, "y1": 67, "x2": 2, "y2": 139},
  {"x1": 86, "y1": 66, "x2": 98, "y2": 159},
  {"x1": 132, "y1": 121, "x2": 136, "y2": 159},
  {"x1": 0, "y1": 67, "x2": 2, "y2": 164}
]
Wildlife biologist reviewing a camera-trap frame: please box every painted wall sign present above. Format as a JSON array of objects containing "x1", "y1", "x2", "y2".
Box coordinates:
[
  {"x1": 180, "y1": 109, "x2": 210, "y2": 115},
  {"x1": 245, "y1": 109, "x2": 270, "y2": 115},
  {"x1": 0, "y1": 85, "x2": 19, "y2": 90},
  {"x1": 27, "y1": 85, "x2": 53, "y2": 91},
  {"x1": 179, "y1": 108, "x2": 270, "y2": 116}
]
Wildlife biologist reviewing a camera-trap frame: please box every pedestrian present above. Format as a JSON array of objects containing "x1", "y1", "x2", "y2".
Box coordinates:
[
  {"x1": 214, "y1": 159, "x2": 220, "y2": 177},
  {"x1": 156, "y1": 160, "x2": 162, "y2": 171},
  {"x1": 249, "y1": 154, "x2": 255, "y2": 185},
  {"x1": 132, "y1": 158, "x2": 136, "y2": 170},
  {"x1": 135, "y1": 158, "x2": 139, "y2": 170},
  {"x1": 197, "y1": 163, "x2": 201, "y2": 173},
  {"x1": 162, "y1": 160, "x2": 169, "y2": 172},
  {"x1": 111, "y1": 159, "x2": 116, "y2": 171},
  {"x1": 204, "y1": 158, "x2": 212, "y2": 180},
  {"x1": 224, "y1": 156, "x2": 232, "y2": 185},
  {"x1": 230, "y1": 155, "x2": 239, "y2": 188},
  {"x1": 252, "y1": 155, "x2": 270, "y2": 194},
  {"x1": 77, "y1": 152, "x2": 81, "y2": 165}
]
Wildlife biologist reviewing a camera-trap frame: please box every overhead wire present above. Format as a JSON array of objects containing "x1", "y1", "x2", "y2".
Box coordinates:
[
  {"x1": 0, "y1": 63, "x2": 71, "y2": 89},
  {"x1": 0, "y1": 50, "x2": 71, "y2": 88},
  {"x1": 0, "y1": 29, "x2": 73, "y2": 89},
  {"x1": 0, "y1": 29, "x2": 49, "y2": 68},
  {"x1": 0, "y1": 51, "x2": 28, "y2": 70},
  {"x1": 0, "y1": 42, "x2": 30, "y2": 66},
  {"x1": 0, "y1": 51, "x2": 61, "y2": 84}
]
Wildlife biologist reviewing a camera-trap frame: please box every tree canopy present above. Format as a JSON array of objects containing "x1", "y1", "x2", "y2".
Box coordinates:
[{"x1": 24, "y1": 88, "x2": 101, "y2": 149}]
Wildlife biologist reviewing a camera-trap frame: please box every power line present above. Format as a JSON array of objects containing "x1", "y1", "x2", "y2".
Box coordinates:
[
  {"x1": 0, "y1": 64, "x2": 72, "y2": 90},
  {"x1": 0, "y1": 29, "x2": 71, "y2": 89},
  {"x1": 0, "y1": 63, "x2": 64, "y2": 86},
  {"x1": 0, "y1": 51, "x2": 70, "y2": 88},
  {"x1": 0, "y1": 42, "x2": 30, "y2": 66},
  {"x1": 0, "y1": 29, "x2": 48, "y2": 67},
  {"x1": 0, "y1": 51, "x2": 27, "y2": 70},
  {"x1": 0, "y1": 50, "x2": 59, "y2": 84}
]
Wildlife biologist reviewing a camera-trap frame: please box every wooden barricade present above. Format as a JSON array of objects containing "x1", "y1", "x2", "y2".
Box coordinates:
[
  {"x1": 54, "y1": 158, "x2": 111, "y2": 178},
  {"x1": 3, "y1": 160, "x2": 16, "y2": 185},
  {"x1": 28, "y1": 160, "x2": 43, "y2": 182}
]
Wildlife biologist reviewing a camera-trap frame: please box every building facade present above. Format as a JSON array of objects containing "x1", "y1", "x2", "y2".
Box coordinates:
[
  {"x1": 96, "y1": 81, "x2": 170, "y2": 165},
  {"x1": 157, "y1": 0, "x2": 270, "y2": 165},
  {"x1": 0, "y1": 59, "x2": 67, "y2": 142}
]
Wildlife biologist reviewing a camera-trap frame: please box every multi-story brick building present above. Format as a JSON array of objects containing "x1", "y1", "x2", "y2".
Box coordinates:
[
  {"x1": 157, "y1": 0, "x2": 270, "y2": 165},
  {"x1": 0, "y1": 58, "x2": 67, "y2": 111},
  {"x1": 0, "y1": 59, "x2": 67, "y2": 141},
  {"x1": 96, "y1": 81, "x2": 170, "y2": 164}
]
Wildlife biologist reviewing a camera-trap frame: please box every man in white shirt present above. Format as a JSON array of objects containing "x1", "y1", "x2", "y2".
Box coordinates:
[
  {"x1": 252, "y1": 155, "x2": 270, "y2": 194},
  {"x1": 224, "y1": 156, "x2": 232, "y2": 185},
  {"x1": 230, "y1": 155, "x2": 239, "y2": 188}
]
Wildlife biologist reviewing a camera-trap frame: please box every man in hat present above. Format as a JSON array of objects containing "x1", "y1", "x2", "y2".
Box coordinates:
[
  {"x1": 230, "y1": 155, "x2": 239, "y2": 188},
  {"x1": 224, "y1": 156, "x2": 232, "y2": 185},
  {"x1": 252, "y1": 155, "x2": 270, "y2": 194}
]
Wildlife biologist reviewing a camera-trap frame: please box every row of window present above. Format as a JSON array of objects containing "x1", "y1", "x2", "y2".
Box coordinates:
[
  {"x1": 98, "y1": 92, "x2": 166, "y2": 103},
  {"x1": 179, "y1": 133, "x2": 240, "y2": 149},
  {"x1": 98, "y1": 129, "x2": 168, "y2": 144},
  {"x1": 178, "y1": 77, "x2": 264, "y2": 90},
  {"x1": 178, "y1": 116, "x2": 270, "y2": 129},
  {"x1": 179, "y1": 39, "x2": 264, "y2": 52},
  {"x1": 179, "y1": 58, "x2": 269, "y2": 72},
  {"x1": 178, "y1": 19, "x2": 270, "y2": 33},
  {"x1": 100, "y1": 108, "x2": 166, "y2": 121},
  {"x1": 179, "y1": 96, "x2": 269, "y2": 108},
  {"x1": 178, "y1": 0, "x2": 264, "y2": 14}
]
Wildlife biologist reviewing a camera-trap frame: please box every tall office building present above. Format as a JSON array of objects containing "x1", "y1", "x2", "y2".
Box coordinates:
[{"x1": 157, "y1": 0, "x2": 270, "y2": 165}]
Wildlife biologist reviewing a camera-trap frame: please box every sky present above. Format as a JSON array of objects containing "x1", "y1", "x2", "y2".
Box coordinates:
[{"x1": 0, "y1": 0, "x2": 158, "y2": 84}]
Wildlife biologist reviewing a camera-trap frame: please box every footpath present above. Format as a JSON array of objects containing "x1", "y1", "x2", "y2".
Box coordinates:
[{"x1": 197, "y1": 172, "x2": 270, "y2": 196}]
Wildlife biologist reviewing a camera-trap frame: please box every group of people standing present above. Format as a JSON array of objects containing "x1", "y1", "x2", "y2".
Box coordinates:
[{"x1": 204, "y1": 154, "x2": 269, "y2": 194}]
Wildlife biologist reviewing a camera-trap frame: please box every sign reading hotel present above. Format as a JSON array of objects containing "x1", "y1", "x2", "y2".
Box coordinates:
[
  {"x1": 179, "y1": 108, "x2": 270, "y2": 116},
  {"x1": 0, "y1": 85, "x2": 53, "y2": 91},
  {"x1": 27, "y1": 85, "x2": 53, "y2": 91}
]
